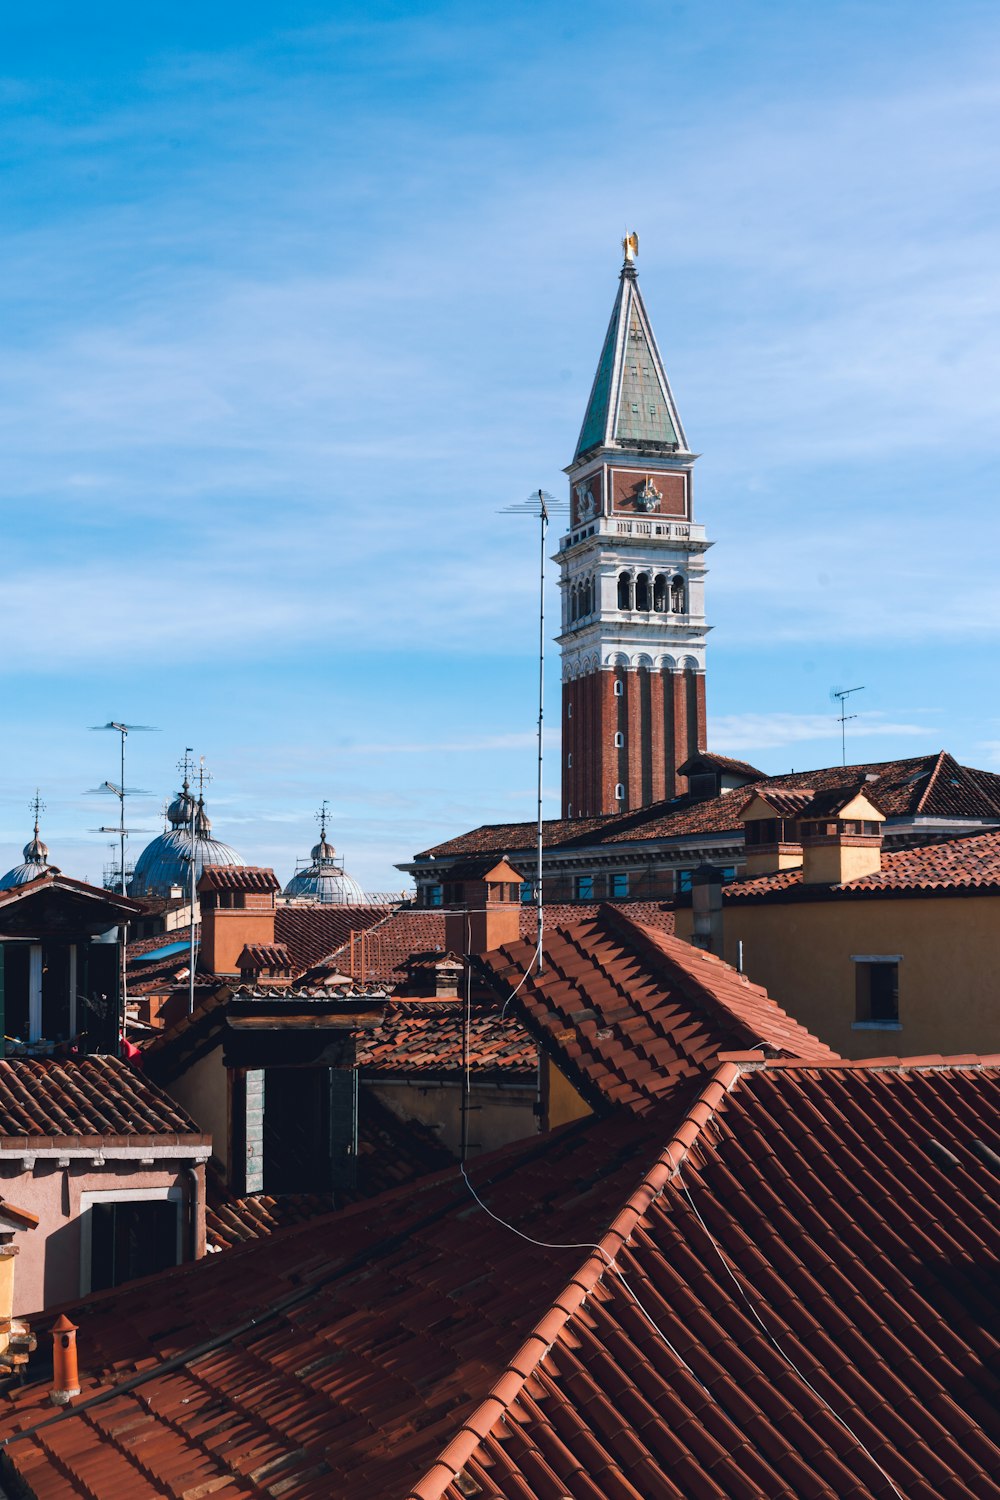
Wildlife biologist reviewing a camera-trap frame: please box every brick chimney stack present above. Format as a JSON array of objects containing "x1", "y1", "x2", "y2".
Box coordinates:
[
  {"x1": 197, "y1": 867, "x2": 281, "y2": 976},
  {"x1": 443, "y1": 858, "x2": 524, "y2": 958}
]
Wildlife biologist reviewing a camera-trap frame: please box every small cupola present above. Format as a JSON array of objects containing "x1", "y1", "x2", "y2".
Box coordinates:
[
  {"x1": 443, "y1": 858, "x2": 524, "y2": 958},
  {"x1": 799, "y1": 784, "x2": 885, "y2": 885},
  {"x1": 740, "y1": 789, "x2": 813, "y2": 876}
]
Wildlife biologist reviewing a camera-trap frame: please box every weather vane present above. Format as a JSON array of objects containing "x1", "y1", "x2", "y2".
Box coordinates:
[
  {"x1": 622, "y1": 230, "x2": 639, "y2": 264},
  {"x1": 316, "y1": 799, "x2": 330, "y2": 842},
  {"x1": 29, "y1": 790, "x2": 45, "y2": 831}
]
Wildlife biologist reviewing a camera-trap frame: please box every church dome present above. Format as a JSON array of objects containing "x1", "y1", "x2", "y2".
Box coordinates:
[
  {"x1": 283, "y1": 804, "x2": 366, "y2": 905},
  {"x1": 128, "y1": 787, "x2": 245, "y2": 898},
  {"x1": 0, "y1": 803, "x2": 59, "y2": 890}
]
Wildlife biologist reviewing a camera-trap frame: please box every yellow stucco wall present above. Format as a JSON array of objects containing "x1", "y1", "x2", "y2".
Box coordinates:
[
  {"x1": 165, "y1": 1048, "x2": 229, "y2": 1176},
  {"x1": 544, "y1": 1057, "x2": 592, "y2": 1128},
  {"x1": 678, "y1": 894, "x2": 1000, "y2": 1059}
]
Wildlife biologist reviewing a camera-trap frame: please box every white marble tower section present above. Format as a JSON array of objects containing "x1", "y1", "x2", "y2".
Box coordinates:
[{"x1": 556, "y1": 242, "x2": 712, "y2": 817}]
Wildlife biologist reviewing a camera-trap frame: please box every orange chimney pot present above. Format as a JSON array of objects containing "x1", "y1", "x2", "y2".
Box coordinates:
[{"x1": 50, "y1": 1314, "x2": 80, "y2": 1405}]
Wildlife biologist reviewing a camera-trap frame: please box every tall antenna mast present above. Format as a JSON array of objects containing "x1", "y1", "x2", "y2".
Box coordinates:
[
  {"x1": 831, "y1": 686, "x2": 865, "y2": 767},
  {"x1": 500, "y1": 488, "x2": 568, "y2": 975},
  {"x1": 87, "y1": 721, "x2": 158, "y2": 893}
]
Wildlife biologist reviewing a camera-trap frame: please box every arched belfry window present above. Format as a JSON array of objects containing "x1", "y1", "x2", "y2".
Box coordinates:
[
  {"x1": 614, "y1": 731, "x2": 624, "y2": 748},
  {"x1": 671, "y1": 574, "x2": 686, "y2": 613},
  {"x1": 635, "y1": 573, "x2": 651, "y2": 611},
  {"x1": 617, "y1": 572, "x2": 632, "y2": 611},
  {"x1": 614, "y1": 783, "x2": 625, "y2": 801},
  {"x1": 653, "y1": 573, "x2": 668, "y2": 612},
  {"x1": 614, "y1": 679, "x2": 624, "y2": 697}
]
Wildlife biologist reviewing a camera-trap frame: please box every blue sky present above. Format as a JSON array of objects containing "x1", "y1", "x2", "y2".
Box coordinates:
[{"x1": 2, "y1": 0, "x2": 1000, "y2": 890}]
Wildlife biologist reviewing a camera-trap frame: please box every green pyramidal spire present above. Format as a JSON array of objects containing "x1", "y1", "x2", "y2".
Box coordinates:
[{"x1": 574, "y1": 259, "x2": 688, "y2": 460}]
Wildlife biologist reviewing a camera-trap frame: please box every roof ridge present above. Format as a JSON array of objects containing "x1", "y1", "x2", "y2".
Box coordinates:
[
  {"x1": 914, "y1": 749, "x2": 949, "y2": 814},
  {"x1": 405, "y1": 1060, "x2": 744, "y2": 1500}
]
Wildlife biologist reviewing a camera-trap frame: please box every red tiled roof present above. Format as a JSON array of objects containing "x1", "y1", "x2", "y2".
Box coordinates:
[
  {"x1": 678, "y1": 750, "x2": 765, "y2": 779},
  {"x1": 274, "y1": 901, "x2": 393, "y2": 972},
  {"x1": 125, "y1": 926, "x2": 194, "y2": 996},
  {"x1": 418, "y1": 751, "x2": 1000, "y2": 859},
  {"x1": 0, "y1": 1056, "x2": 203, "y2": 1141},
  {"x1": 356, "y1": 999, "x2": 536, "y2": 1077},
  {"x1": 728, "y1": 823, "x2": 1000, "y2": 899},
  {"x1": 481, "y1": 905, "x2": 835, "y2": 1114},
  {"x1": 198, "y1": 865, "x2": 280, "y2": 892},
  {"x1": 205, "y1": 1189, "x2": 332, "y2": 1251},
  {"x1": 2, "y1": 1057, "x2": 999, "y2": 1499}
]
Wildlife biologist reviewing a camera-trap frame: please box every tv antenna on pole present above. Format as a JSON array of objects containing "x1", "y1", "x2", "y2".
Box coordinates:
[
  {"x1": 178, "y1": 749, "x2": 213, "y2": 1016},
  {"x1": 86, "y1": 721, "x2": 158, "y2": 894},
  {"x1": 498, "y1": 490, "x2": 568, "y2": 975},
  {"x1": 830, "y1": 686, "x2": 864, "y2": 767}
]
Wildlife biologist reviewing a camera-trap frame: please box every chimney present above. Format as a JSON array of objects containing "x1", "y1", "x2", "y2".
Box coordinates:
[
  {"x1": 443, "y1": 858, "x2": 524, "y2": 958},
  {"x1": 198, "y1": 867, "x2": 280, "y2": 976},
  {"x1": 740, "y1": 790, "x2": 811, "y2": 877},
  {"x1": 801, "y1": 786, "x2": 885, "y2": 885},
  {"x1": 432, "y1": 954, "x2": 464, "y2": 998},
  {"x1": 50, "y1": 1315, "x2": 80, "y2": 1405},
  {"x1": 691, "y1": 864, "x2": 724, "y2": 955}
]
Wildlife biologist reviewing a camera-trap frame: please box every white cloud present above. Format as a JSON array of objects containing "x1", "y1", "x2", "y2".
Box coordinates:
[{"x1": 712, "y1": 712, "x2": 928, "y2": 754}]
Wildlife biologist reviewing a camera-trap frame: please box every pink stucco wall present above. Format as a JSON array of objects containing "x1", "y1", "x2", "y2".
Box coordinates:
[{"x1": 0, "y1": 1157, "x2": 205, "y2": 1314}]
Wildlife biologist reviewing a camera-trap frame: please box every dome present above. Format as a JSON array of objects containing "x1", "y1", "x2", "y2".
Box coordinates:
[
  {"x1": 283, "y1": 803, "x2": 366, "y2": 904},
  {"x1": 128, "y1": 787, "x2": 245, "y2": 898},
  {"x1": 0, "y1": 810, "x2": 58, "y2": 891}
]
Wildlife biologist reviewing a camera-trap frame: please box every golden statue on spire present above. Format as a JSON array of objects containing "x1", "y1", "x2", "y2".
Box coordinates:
[{"x1": 622, "y1": 230, "x2": 639, "y2": 264}]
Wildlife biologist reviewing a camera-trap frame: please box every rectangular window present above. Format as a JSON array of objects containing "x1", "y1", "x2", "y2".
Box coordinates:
[
  {"x1": 519, "y1": 882, "x2": 535, "y2": 904},
  {"x1": 853, "y1": 958, "x2": 900, "y2": 1027},
  {"x1": 610, "y1": 873, "x2": 629, "y2": 898},
  {"x1": 574, "y1": 875, "x2": 594, "y2": 900},
  {"x1": 426, "y1": 884, "x2": 443, "y2": 908},
  {"x1": 676, "y1": 870, "x2": 693, "y2": 893}
]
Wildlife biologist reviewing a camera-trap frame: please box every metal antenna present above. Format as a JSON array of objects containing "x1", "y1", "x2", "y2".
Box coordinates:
[
  {"x1": 183, "y1": 752, "x2": 213, "y2": 1017},
  {"x1": 87, "y1": 722, "x2": 158, "y2": 895},
  {"x1": 830, "y1": 687, "x2": 865, "y2": 767},
  {"x1": 499, "y1": 489, "x2": 568, "y2": 976}
]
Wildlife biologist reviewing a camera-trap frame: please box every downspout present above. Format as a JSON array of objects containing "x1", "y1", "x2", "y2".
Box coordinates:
[{"x1": 184, "y1": 1163, "x2": 203, "y2": 1262}]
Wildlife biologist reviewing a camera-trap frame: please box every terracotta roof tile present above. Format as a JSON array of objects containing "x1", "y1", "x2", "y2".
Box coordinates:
[
  {"x1": 235, "y1": 942, "x2": 293, "y2": 970},
  {"x1": 356, "y1": 1000, "x2": 536, "y2": 1077},
  {"x1": 727, "y1": 823, "x2": 1000, "y2": 899},
  {"x1": 273, "y1": 901, "x2": 394, "y2": 972},
  {"x1": 198, "y1": 865, "x2": 280, "y2": 893},
  {"x1": 4, "y1": 1059, "x2": 998, "y2": 1498},
  {"x1": 418, "y1": 753, "x2": 1000, "y2": 860},
  {"x1": 0, "y1": 1055, "x2": 203, "y2": 1140},
  {"x1": 479, "y1": 905, "x2": 834, "y2": 1114}
]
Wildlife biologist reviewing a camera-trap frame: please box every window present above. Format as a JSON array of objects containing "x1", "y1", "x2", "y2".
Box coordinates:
[
  {"x1": 614, "y1": 680, "x2": 624, "y2": 697},
  {"x1": 635, "y1": 573, "x2": 651, "y2": 611},
  {"x1": 574, "y1": 875, "x2": 594, "y2": 900},
  {"x1": 614, "y1": 783, "x2": 625, "y2": 801},
  {"x1": 426, "y1": 884, "x2": 443, "y2": 908},
  {"x1": 519, "y1": 881, "x2": 535, "y2": 903},
  {"x1": 567, "y1": 702, "x2": 573, "y2": 718},
  {"x1": 614, "y1": 731, "x2": 624, "y2": 748},
  {"x1": 670, "y1": 575, "x2": 686, "y2": 613},
  {"x1": 80, "y1": 1188, "x2": 183, "y2": 1295},
  {"x1": 676, "y1": 870, "x2": 694, "y2": 893},
  {"x1": 653, "y1": 573, "x2": 668, "y2": 611},
  {"x1": 617, "y1": 572, "x2": 632, "y2": 610},
  {"x1": 610, "y1": 873, "x2": 629, "y2": 897},
  {"x1": 567, "y1": 753, "x2": 573, "y2": 767},
  {"x1": 853, "y1": 958, "x2": 901, "y2": 1027}
]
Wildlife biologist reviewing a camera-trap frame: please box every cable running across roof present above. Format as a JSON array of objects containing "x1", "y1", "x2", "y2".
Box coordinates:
[
  {"x1": 675, "y1": 1173, "x2": 908, "y2": 1500},
  {"x1": 458, "y1": 1155, "x2": 708, "y2": 1393}
]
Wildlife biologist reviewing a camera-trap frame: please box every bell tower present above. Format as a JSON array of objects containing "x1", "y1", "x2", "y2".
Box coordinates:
[{"x1": 557, "y1": 236, "x2": 711, "y2": 818}]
